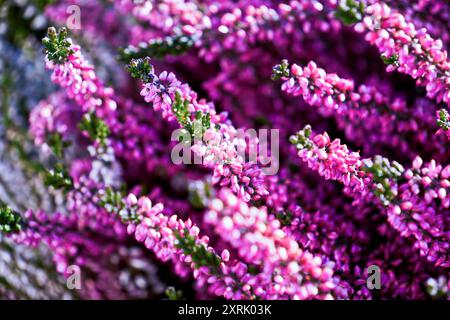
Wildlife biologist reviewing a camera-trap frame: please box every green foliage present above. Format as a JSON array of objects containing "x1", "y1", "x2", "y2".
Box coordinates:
[
  {"x1": 78, "y1": 112, "x2": 110, "y2": 148},
  {"x1": 42, "y1": 27, "x2": 74, "y2": 64},
  {"x1": 290, "y1": 125, "x2": 314, "y2": 150},
  {"x1": 188, "y1": 181, "x2": 213, "y2": 209},
  {"x1": 335, "y1": 0, "x2": 365, "y2": 25},
  {"x1": 98, "y1": 187, "x2": 125, "y2": 211},
  {"x1": 271, "y1": 59, "x2": 290, "y2": 80},
  {"x1": 437, "y1": 109, "x2": 450, "y2": 131},
  {"x1": 254, "y1": 116, "x2": 271, "y2": 127},
  {"x1": 189, "y1": 181, "x2": 214, "y2": 209},
  {"x1": 127, "y1": 57, "x2": 154, "y2": 83},
  {"x1": 1, "y1": 74, "x2": 45, "y2": 173},
  {"x1": 362, "y1": 155, "x2": 404, "y2": 206},
  {"x1": 0, "y1": 203, "x2": 22, "y2": 234},
  {"x1": 175, "y1": 229, "x2": 221, "y2": 272},
  {"x1": 120, "y1": 34, "x2": 195, "y2": 62},
  {"x1": 44, "y1": 163, "x2": 73, "y2": 192}
]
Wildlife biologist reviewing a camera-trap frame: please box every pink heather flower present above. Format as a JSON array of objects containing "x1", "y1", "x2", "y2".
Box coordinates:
[
  {"x1": 354, "y1": 3, "x2": 450, "y2": 106},
  {"x1": 123, "y1": 193, "x2": 260, "y2": 299},
  {"x1": 137, "y1": 66, "x2": 219, "y2": 123},
  {"x1": 41, "y1": 36, "x2": 265, "y2": 298},
  {"x1": 387, "y1": 157, "x2": 450, "y2": 267},
  {"x1": 137, "y1": 64, "x2": 268, "y2": 202},
  {"x1": 45, "y1": 42, "x2": 118, "y2": 114},
  {"x1": 293, "y1": 128, "x2": 370, "y2": 194}
]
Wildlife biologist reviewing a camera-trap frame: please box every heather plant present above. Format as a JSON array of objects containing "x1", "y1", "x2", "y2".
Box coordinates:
[{"x1": 0, "y1": 0, "x2": 448, "y2": 300}]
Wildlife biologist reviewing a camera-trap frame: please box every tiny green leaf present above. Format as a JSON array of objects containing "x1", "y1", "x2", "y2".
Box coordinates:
[
  {"x1": 335, "y1": 0, "x2": 365, "y2": 25},
  {"x1": 271, "y1": 59, "x2": 290, "y2": 81},
  {"x1": 0, "y1": 203, "x2": 22, "y2": 234}
]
